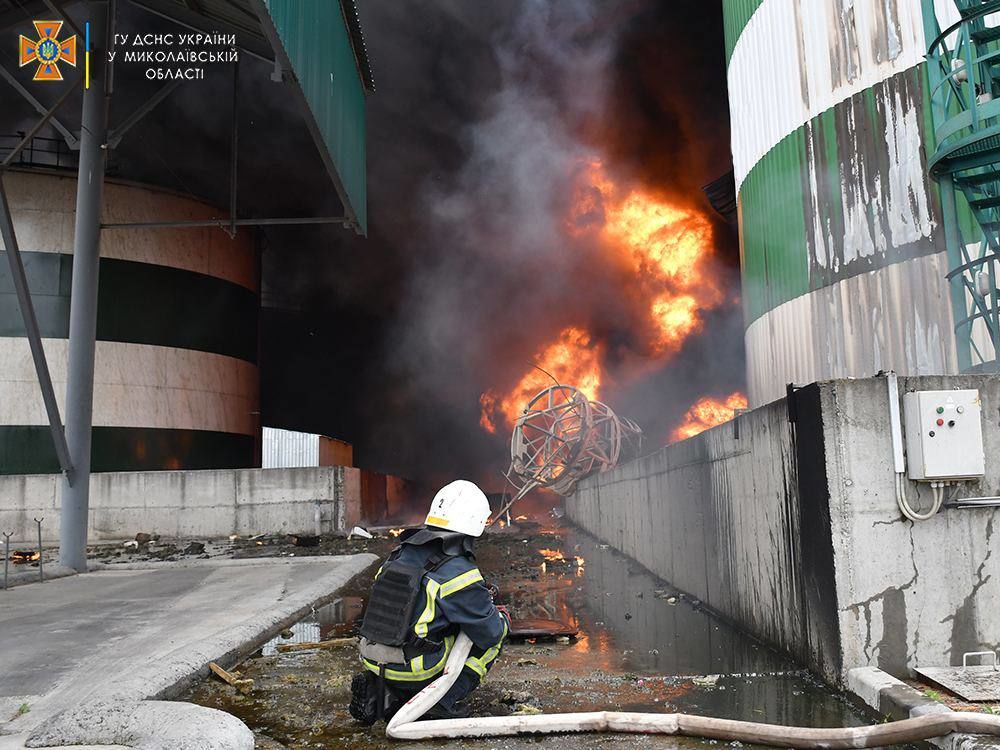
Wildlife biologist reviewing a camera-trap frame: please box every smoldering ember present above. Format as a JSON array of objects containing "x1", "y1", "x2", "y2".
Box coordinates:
[{"x1": 0, "y1": 1, "x2": 999, "y2": 749}]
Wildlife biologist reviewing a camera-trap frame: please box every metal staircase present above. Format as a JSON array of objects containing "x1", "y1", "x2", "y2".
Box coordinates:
[{"x1": 924, "y1": 0, "x2": 1000, "y2": 372}]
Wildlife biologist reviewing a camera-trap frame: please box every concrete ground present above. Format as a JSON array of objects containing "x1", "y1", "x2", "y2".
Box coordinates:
[{"x1": 0, "y1": 554, "x2": 377, "y2": 749}]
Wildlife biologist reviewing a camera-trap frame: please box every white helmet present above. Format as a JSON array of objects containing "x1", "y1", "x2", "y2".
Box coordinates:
[{"x1": 425, "y1": 480, "x2": 492, "y2": 537}]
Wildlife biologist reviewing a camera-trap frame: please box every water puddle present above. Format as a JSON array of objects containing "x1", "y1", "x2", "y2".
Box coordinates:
[
  {"x1": 262, "y1": 597, "x2": 365, "y2": 656},
  {"x1": 187, "y1": 524, "x2": 896, "y2": 749}
]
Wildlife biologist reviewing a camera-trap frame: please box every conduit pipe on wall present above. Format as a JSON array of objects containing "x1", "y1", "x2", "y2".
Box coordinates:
[
  {"x1": 386, "y1": 634, "x2": 1000, "y2": 746},
  {"x1": 886, "y1": 372, "x2": 947, "y2": 522}
]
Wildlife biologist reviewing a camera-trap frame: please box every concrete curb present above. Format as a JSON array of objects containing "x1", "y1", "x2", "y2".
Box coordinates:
[
  {"x1": 848, "y1": 667, "x2": 1000, "y2": 750},
  {"x1": 1, "y1": 565, "x2": 77, "y2": 589},
  {"x1": 12, "y1": 553, "x2": 378, "y2": 749},
  {"x1": 93, "y1": 553, "x2": 379, "y2": 702},
  {"x1": 87, "y1": 555, "x2": 370, "y2": 571}
]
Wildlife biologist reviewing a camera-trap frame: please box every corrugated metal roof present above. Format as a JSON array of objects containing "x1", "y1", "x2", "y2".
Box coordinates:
[
  {"x1": 260, "y1": 0, "x2": 368, "y2": 234},
  {"x1": 339, "y1": 0, "x2": 375, "y2": 93}
]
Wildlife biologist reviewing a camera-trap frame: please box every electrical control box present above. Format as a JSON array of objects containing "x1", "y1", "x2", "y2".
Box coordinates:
[{"x1": 903, "y1": 389, "x2": 985, "y2": 481}]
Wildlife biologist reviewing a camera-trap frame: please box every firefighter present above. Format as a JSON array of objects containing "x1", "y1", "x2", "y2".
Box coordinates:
[{"x1": 349, "y1": 480, "x2": 511, "y2": 724}]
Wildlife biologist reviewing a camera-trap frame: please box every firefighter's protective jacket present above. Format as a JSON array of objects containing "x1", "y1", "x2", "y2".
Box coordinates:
[{"x1": 361, "y1": 529, "x2": 508, "y2": 684}]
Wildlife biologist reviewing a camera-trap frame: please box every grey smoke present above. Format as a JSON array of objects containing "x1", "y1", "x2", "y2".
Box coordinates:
[{"x1": 0, "y1": 0, "x2": 747, "y2": 484}]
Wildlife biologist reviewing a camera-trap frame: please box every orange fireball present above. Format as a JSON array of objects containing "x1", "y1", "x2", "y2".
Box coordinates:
[
  {"x1": 480, "y1": 327, "x2": 602, "y2": 434},
  {"x1": 585, "y1": 161, "x2": 720, "y2": 355},
  {"x1": 480, "y1": 158, "x2": 722, "y2": 434},
  {"x1": 671, "y1": 392, "x2": 747, "y2": 443}
]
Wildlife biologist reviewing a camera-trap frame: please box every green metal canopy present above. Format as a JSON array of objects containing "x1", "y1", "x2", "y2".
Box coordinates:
[{"x1": 257, "y1": 0, "x2": 371, "y2": 235}]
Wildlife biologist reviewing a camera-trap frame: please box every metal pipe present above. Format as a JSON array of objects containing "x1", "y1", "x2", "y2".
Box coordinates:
[
  {"x1": 886, "y1": 372, "x2": 905, "y2": 474},
  {"x1": 0, "y1": 178, "x2": 74, "y2": 478},
  {"x1": 59, "y1": 0, "x2": 110, "y2": 573},
  {"x1": 946, "y1": 496, "x2": 1000, "y2": 507},
  {"x1": 101, "y1": 216, "x2": 349, "y2": 229},
  {"x1": 229, "y1": 59, "x2": 239, "y2": 238},
  {"x1": 34, "y1": 518, "x2": 44, "y2": 583},
  {"x1": 3, "y1": 532, "x2": 10, "y2": 590},
  {"x1": 940, "y1": 176, "x2": 974, "y2": 371}
]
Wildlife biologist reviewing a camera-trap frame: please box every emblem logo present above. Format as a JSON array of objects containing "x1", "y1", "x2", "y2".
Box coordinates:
[{"x1": 19, "y1": 21, "x2": 77, "y2": 81}]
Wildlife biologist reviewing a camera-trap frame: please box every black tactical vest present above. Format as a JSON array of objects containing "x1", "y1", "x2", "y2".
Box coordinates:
[{"x1": 359, "y1": 528, "x2": 472, "y2": 648}]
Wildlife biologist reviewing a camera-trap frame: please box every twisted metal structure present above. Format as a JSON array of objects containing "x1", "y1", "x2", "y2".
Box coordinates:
[{"x1": 492, "y1": 384, "x2": 642, "y2": 522}]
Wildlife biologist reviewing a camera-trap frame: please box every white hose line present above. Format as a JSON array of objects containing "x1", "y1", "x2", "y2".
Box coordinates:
[{"x1": 386, "y1": 634, "x2": 1000, "y2": 746}]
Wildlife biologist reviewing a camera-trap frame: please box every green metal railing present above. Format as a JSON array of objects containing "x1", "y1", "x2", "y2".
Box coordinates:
[{"x1": 924, "y1": 0, "x2": 1000, "y2": 372}]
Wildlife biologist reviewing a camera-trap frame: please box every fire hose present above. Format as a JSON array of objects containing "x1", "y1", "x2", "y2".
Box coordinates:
[{"x1": 386, "y1": 633, "x2": 1000, "y2": 746}]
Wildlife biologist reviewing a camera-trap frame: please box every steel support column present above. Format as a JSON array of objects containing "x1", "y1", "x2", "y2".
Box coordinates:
[
  {"x1": 229, "y1": 59, "x2": 239, "y2": 238},
  {"x1": 59, "y1": 0, "x2": 110, "y2": 572}
]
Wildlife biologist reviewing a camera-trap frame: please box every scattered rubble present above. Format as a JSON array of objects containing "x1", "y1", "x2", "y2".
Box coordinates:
[
  {"x1": 275, "y1": 638, "x2": 357, "y2": 654},
  {"x1": 511, "y1": 703, "x2": 543, "y2": 715},
  {"x1": 500, "y1": 690, "x2": 541, "y2": 710},
  {"x1": 209, "y1": 662, "x2": 254, "y2": 695}
]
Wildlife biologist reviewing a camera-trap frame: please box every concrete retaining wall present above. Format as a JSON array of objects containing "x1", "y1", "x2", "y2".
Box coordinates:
[
  {"x1": 567, "y1": 375, "x2": 1000, "y2": 686},
  {"x1": 0, "y1": 466, "x2": 416, "y2": 542}
]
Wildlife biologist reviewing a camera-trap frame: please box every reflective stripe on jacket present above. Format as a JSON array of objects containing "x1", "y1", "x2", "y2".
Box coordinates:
[{"x1": 362, "y1": 542, "x2": 507, "y2": 681}]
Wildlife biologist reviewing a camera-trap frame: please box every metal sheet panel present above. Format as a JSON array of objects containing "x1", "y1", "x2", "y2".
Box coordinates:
[
  {"x1": 739, "y1": 66, "x2": 940, "y2": 324},
  {"x1": 259, "y1": 0, "x2": 367, "y2": 234},
  {"x1": 745, "y1": 251, "x2": 957, "y2": 407},
  {"x1": 728, "y1": 0, "x2": 934, "y2": 192},
  {"x1": 262, "y1": 426, "x2": 319, "y2": 468},
  {"x1": 722, "y1": 0, "x2": 764, "y2": 65},
  {"x1": 738, "y1": 127, "x2": 810, "y2": 325}
]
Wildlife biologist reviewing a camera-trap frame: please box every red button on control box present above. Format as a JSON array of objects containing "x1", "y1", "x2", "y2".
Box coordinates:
[{"x1": 936, "y1": 418, "x2": 944, "y2": 426}]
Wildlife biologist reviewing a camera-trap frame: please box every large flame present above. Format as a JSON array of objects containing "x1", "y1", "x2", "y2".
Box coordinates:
[
  {"x1": 585, "y1": 160, "x2": 720, "y2": 355},
  {"x1": 671, "y1": 392, "x2": 748, "y2": 443},
  {"x1": 480, "y1": 327, "x2": 602, "y2": 434},
  {"x1": 480, "y1": 159, "x2": 721, "y2": 433}
]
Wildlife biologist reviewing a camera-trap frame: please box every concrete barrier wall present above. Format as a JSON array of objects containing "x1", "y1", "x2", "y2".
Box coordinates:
[
  {"x1": 568, "y1": 386, "x2": 842, "y2": 680},
  {"x1": 567, "y1": 376, "x2": 1000, "y2": 686},
  {"x1": 0, "y1": 466, "x2": 416, "y2": 542},
  {"x1": 822, "y1": 376, "x2": 1000, "y2": 681}
]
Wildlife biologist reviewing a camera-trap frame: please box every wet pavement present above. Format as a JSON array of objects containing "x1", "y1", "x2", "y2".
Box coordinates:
[{"x1": 183, "y1": 524, "x2": 900, "y2": 749}]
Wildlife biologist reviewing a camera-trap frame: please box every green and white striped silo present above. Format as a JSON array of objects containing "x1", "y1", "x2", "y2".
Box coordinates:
[{"x1": 722, "y1": 0, "x2": 998, "y2": 405}]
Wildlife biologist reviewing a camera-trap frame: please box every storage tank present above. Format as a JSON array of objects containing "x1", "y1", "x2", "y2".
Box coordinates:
[
  {"x1": 723, "y1": 0, "x2": 974, "y2": 406},
  {"x1": 0, "y1": 170, "x2": 259, "y2": 473}
]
